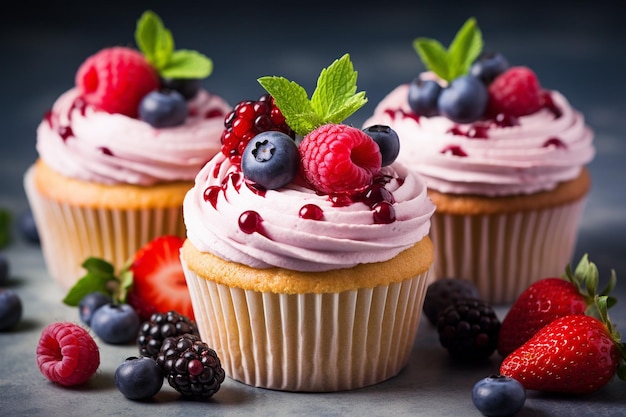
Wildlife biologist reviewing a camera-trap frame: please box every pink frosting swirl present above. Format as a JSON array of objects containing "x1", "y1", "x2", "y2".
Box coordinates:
[
  {"x1": 183, "y1": 152, "x2": 435, "y2": 272},
  {"x1": 363, "y1": 83, "x2": 595, "y2": 196},
  {"x1": 36, "y1": 88, "x2": 231, "y2": 185}
]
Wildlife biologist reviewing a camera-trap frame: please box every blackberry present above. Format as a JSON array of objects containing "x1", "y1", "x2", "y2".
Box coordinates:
[
  {"x1": 156, "y1": 334, "x2": 225, "y2": 398},
  {"x1": 221, "y1": 93, "x2": 294, "y2": 166},
  {"x1": 437, "y1": 298, "x2": 500, "y2": 361},
  {"x1": 137, "y1": 311, "x2": 199, "y2": 359},
  {"x1": 423, "y1": 278, "x2": 481, "y2": 325}
]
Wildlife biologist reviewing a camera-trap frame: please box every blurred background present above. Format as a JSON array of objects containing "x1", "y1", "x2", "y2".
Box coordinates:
[{"x1": 1, "y1": 0, "x2": 624, "y2": 276}]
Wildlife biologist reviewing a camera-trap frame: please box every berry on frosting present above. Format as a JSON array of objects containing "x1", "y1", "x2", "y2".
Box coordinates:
[
  {"x1": 362, "y1": 124, "x2": 400, "y2": 166},
  {"x1": 75, "y1": 46, "x2": 160, "y2": 118},
  {"x1": 241, "y1": 131, "x2": 300, "y2": 190},
  {"x1": 487, "y1": 66, "x2": 544, "y2": 117},
  {"x1": 299, "y1": 124, "x2": 382, "y2": 194}
]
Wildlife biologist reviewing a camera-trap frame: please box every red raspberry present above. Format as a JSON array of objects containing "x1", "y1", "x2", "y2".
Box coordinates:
[
  {"x1": 299, "y1": 124, "x2": 382, "y2": 194},
  {"x1": 36, "y1": 322, "x2": 100, "y2": 386},
  {"x1": 75, "y1": 46, "x2": 160, "y2": 118},
  {"x1": 221, "y1": 94, "x2": 294, "y2": 166},
  {"x1": 487, "y1": 66, "x2": 543, "y2": 117}
]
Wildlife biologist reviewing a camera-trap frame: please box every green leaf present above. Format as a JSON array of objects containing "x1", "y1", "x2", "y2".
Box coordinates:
[
  {"x1": 0, "y1": 209, "x2": 11, "y2": 249},
  {"x1": 412, "y1": 17, "x2": 484, "y2": 82},
  {"x1": 82, "y1": 257, "x2": 115, "y2": 276},
  {"x1": 258, "y1": 54, "x2": 367, "y2": 136},
  {"x1": 62, "y1": 257, "x2": 118, "y2": 306},
  {"x1": 160, "y1": 50, "x2": 213, "y2": 79},
  {"x1": 258, "y1": 76, "x2": 321, "y2": 136}
]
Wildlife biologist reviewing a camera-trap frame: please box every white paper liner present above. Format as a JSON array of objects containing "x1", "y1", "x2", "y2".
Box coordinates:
[
  {"x1": 182, "y1": 259, "x2": 432, "y2": 392},
  {"x1": 430, "y1": 198, "x2": 587, "y2": 304},
  {"x1": 24, "y1": 166, "x2": 185, "y2": 288}
]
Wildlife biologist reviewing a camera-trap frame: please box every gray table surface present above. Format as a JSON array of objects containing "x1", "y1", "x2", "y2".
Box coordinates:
[{"x1": 1, "y1": 1, "x2": 626, "y2": 416}]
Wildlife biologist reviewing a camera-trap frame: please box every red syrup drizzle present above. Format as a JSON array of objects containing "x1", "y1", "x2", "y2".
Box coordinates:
[
  {"x1": 543, "y1": 137, "x2": 567, "y2": 149},
  {"x1": 440, "y1": 145, "x2": 468, "y2": 157},
  {"x1": 203, "y1": 186, "x2": 221, "y2": 209},
  {"x1": 326, "y1": 175, "x2": 398, "y2": 224},
  {"x1": 99, "y1": 147, "x2": 113, "y2": 156},
  {"x1": 384, "y1": 108, "x2": 420, "y2": 125},
  {"x1": 542, "y1": 91, "x2": 563, "y2": 119},
  {"x1": 205, "y1": 108, "x2": 226, "y2": 119},
  {"x1": 238, "y1": 210, "x2": 264, "y2": 235},
  {"x1": 299, "y1": 204, "x2": 324, "y2": 220}
]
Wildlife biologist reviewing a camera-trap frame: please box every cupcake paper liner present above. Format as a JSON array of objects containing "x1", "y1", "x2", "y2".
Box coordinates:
[
  {"x1": 431, "y1": 198, "x2": 587, "y2": 304},
  {"x1": 24, "y1": 166, "x2": 185, "y2": 288},
  {"x1": 182, "y1": 259, "x2": 432, "y2": 392}
]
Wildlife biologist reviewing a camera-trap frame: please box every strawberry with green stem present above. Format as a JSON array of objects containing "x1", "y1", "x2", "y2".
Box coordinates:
[
  {"x1": 500, "y1": 295, "x2": 626, "y2": 394},
  {"x1": 497, "y1": 254, "x2": 616, "y2": 357}
]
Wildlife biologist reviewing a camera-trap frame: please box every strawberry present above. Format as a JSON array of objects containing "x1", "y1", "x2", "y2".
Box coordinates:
[
  {"x1": 500, "y1": 296, "x2": 626, "y2": 394},
  {"x1": 127, "y1": 235, "x2": 194, "y2": 321},
  {"x1": 486, "y1": 66, "x2": 543, "y2": 117},
  {"x1": 497, "y1": 254, "x2": 616, "y2": 357}
]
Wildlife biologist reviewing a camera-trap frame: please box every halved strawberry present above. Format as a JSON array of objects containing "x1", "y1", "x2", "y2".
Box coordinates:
[{"x1": 126, "y1": 235, "x2": 194, "y2": 321}]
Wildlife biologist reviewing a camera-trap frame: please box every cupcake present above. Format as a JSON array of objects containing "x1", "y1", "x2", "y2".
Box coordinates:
[
  {"x1": 24, "y1": 10, "x2": 231, "y2": 288},
  {"x1": 181, "y1": 54, "x2": 436, "y2": 391},
  {"x1": 363, "y1": 18, "x2": 595, "y2": 304}
]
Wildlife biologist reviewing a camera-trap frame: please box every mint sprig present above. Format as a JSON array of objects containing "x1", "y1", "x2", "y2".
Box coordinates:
[
  {"x1": 135, "y1": 10, "x2": 213, "y2": 79},
  {"x1": 412, "y1": 17, "x2": 483, "y2": 82},
  {"x1": 62, "y1": 257, "x2": 132, "y2": 306},
  {"x1": 258, "y1": 53, "x2": 367, "y2": 137}
]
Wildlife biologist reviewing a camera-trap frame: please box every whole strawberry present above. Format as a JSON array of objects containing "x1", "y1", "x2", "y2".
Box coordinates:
[
  {"x1": 500, "y1": 296, "x2": 626, "y2": 394},
  {"x1": 497, "y1": 254, "x2": 616, "y2": 357}
]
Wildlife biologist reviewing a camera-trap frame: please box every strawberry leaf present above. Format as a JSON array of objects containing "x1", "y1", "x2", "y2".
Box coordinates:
[
  {"x1": 258, "y1": 53, "x2": 367, "y2": 137},
  {"x1": 412, "y1": 17, "x2": 483, "y2": 82},
  {"x1": 135, "y1": 10, "x2": 212, "y2": 79}
]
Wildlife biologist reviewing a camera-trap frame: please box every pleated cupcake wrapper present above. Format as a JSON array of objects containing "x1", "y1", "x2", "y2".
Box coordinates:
[
  {"x1": 182, "y1": 260, "x2": 432, "y2": 392},
  {"x1": 431, "y1": 198, "x2": 587, "y2": 305},
  {"x1": 24, "y1": 167, "x2": 185, "y2": 288}
]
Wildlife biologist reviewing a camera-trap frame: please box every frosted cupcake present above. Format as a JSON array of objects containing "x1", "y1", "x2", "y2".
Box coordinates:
[
  {"x1": 363, "y1": 18, "x2": 594, "y2": 304},
  {"x1": 181, "y1": 54, "x2": 436, "y2": 391},
  {"x1": 24, "y1": 11, "x2": 231, "y2": 288}
]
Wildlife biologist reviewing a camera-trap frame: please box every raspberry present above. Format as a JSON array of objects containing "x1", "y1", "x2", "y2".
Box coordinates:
[
  {"x1": 299, "y1": 124, "x2": 382, "y2": 194},
  {"x1": 156, "y1": 334, "x2": 225, "y2": 398},
  {"x1": 221, "y1": 93, "x2": 294, "y2": 166},
  {"x1": 36, "y1": 322, "x2": 100, "y2": 386},
  {"x1": 137, "y1": 310, "x2": 200, "y2": 359},
  {"x1": 486, "y1": 66, "x2": 543, "y2": 117},
  {"x1": 437, "y1": 298, "x2": 501, "y2": 361},
  {"x1": 75, "y1": 46, "x2": 160, "y2": 118}
]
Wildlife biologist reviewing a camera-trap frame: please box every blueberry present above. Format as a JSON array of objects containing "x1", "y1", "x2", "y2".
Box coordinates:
[
  {"x1": 90, "y1": 303, "x2": 141, "y2": 344},
  {"x1": 0, "y1": 254, "x2": 9, "y2": 285},
  {"x1": 18, "y1": 210, "x2": 39, "y2": 244},
  {"x1": 438, "y1": 75, "x2": 488, "y2": 124},
  {"x1": 472, "y1": 375, "x2": 526, "y2": 417},
  {"x1": 79, "y1": 292, "x2": 112, "y2": 326},
  {"x1": 139, "y1": 90, "x2": 188, "y2": 128},
  {"x1": 160, "y1": 78, "x2": 202, "y2": 100},
  {"x1": 241, "y1": 131, "x2": 299, "y2": 190},
  {"x1": 408, "y1": 77, "x2": 442, "y2": 117},
  {"x1": 0, "y1": 289, "x2": 23, "y2": 331},
  {"x1": 115, "y1": 356, "x2": 164, "y2": 400},
  {"x1": 362, "y1": 125, "x2": 400, "y2": 166},
  {"x1": 471, "y1": 52, "x2": 509, "y2": 85}
]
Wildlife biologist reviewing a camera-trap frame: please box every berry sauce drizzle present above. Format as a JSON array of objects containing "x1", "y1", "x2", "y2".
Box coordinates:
[
  {"x1": 543, "y1": 137, "x2": 567, "y2": 149},
  {"x1": 238, "y1": 210, "x2": 264, "y2": 235},
  {"x1": 299, "y1": 204, "x2": 324, "y2": 220}
]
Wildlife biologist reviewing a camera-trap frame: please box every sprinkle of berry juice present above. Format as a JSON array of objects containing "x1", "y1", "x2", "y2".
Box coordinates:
[
  {"x1": 299, "y1": 204, "x2": 324, "y2": 220},
  {"x1": 239, "y1": 210, "x2": 263, "y2": 234},
  {"x1": 372, "y1": 201, "x2": 396, "y2": 224}
]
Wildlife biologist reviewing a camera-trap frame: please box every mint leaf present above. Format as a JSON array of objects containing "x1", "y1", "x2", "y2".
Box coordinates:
[
  {"x1": 0, "y1": 209, "x2": 11, "y2": 249},
  {"x1": 135, "y1": 10, "x2": 213, "y2": 79},
  {"x1": 258, "y1": 76, "x2": 321, "y2": 136},
  {"x1": 160, "y1": 50, "x2": 213, "y2": 79},
  {"x1": 62, "y1": 257, "x2": 118, "y2": 306},
  {"x1": 412, "y1": 17, "x2": 483, "y2": 82},
  {"x1": 258, "y1": 53, "x2": 367, "y2": 136}
]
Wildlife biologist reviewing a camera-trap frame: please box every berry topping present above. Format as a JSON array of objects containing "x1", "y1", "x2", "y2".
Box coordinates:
[
  {"x1": 137, "y1": 310, "x2": 200, "y2": 359},
  {"x1": 36, "y1": 322, "x2": 100, "y2": 386},
  {"x1": 156, "y1": 334, "x2": 225, "y2": 398},
  {"x1": 408, "y1": 78, "x2": 442, "y2": 117},
  {"x1": 78, "y1": 292, "x2": 112, "y2": 326},
  {"x1": 115, "y1": 356, "x2": 164, "y2": 401},
  {"x1": 299, "y1": 204, "x2": 324, "y2": 220},
  {"x1": 362, "y1": 124, "x2": 400, "y2": 166},
  {"x1": 221, "y1": 94, "x2": 294, "y2": 166},
  {"x1": 437, "y1": 75, "x2": 488, "y2": 124},
  {"x1": 472, "y1": 375, "x2": 526, "y2": 417},
  {"x1": 75, "y1": 46, "x2": 160, "y2": 117},
  {"x1": 139, "y1": 90, "x2": 188, "y2": 128},
  {"x1": 90, "y1": 303, "x2": 141, "y2": 345},
  {"x1": 299, "y1": 124, "x2": 382, "y2": 194},
  {"x1": 423, "y1": 278, "x2": 481, "y2": 325},
  {"x1": 0, "y1": 289, "x2": 22, "y2": 331},
  {"x1": 470, "y1": 52, "x2": 509, "y2": 85},
  {"x1": 241, "y1": 131, "x2": 300, "y2": 190},
  {"x1": 437, "y1": 298, "x2": 501, "y2": 361},
  {"x1": 487, "y1": 66, "x2": 543, "y2": 117}
]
